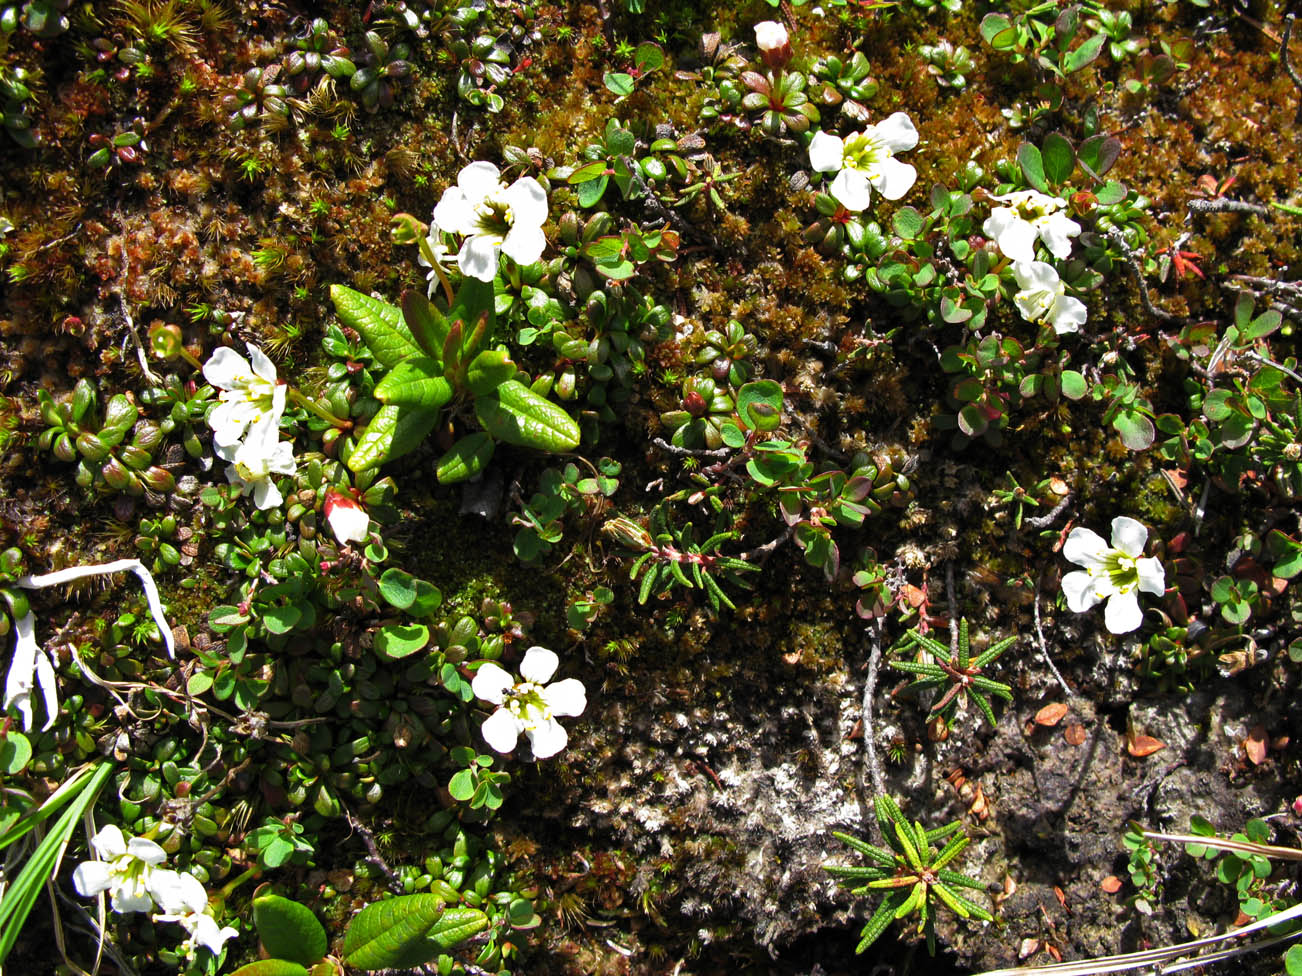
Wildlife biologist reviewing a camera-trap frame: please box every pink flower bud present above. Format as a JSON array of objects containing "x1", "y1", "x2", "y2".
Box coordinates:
[
  {"x1": 323, "y1": 490, "x2": 369, "y2": 546},
  {"x1": 754, "y1": 20, "x2": 792, "y2": 70}
]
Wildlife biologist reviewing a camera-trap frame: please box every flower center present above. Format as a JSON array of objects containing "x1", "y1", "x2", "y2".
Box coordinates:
[
  {"x1": 1100, "y1": 551, "x2": 1140, "y2": 593},
  {"x1": 472, "y1": 191, "x2": 513, "y2": 242},
  {"x1": 235, "y1": 457, "x2": 270, "y2": 481},
  {"x1": 506, "y1": 681, "x2": 551, "y2": 726},
  {"x1": 1018, "y1": 285, "x2": 1056, "y2": 323},
  {"x1": 842, "y1": 130, "x2": 889, "y2": 179}
]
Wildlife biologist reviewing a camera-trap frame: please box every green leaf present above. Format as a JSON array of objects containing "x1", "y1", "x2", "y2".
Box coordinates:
[
  {"x1": 892, "y1": 207, "x2": 924, "y2": 240},
  {"x1": 253, "y1": 894, "x2": 328, "y2": 966},
  {"x1": 577, "y1": 174, "x2": 609, "y2": 208},
  {"x1": 1041, "y1": 132, "x2": 1075, "y2": 185},
  {"x1": 465, "y1": 348, "x2": 517, "y2": 396},
  {"x1": 0, "y1": 733, "x2": 31, "y2": 775},
  {"x1": 567, "y1": 161, "x2": 609, "y2": 184},
  {"x1": 1113, "y1": 411, "x2": 1155, "y2": 451},
  {"x1": 1077, "y1": 134, "x2": 1121, "y2": 177},
  {"x1": 634, "y1": 41, "x2": 664, "y2": 73},
  {"x1": 446, "y1": 279, "x2": 496, "y2": 355},
  {"x1": 605, "y1": 119, "x2": 635, "y2": 156},
  {"x1": 448, "y1": 769, "x2": 475, "y2": 802},
  {"x1": 342, "y1": 895, "x2": 449, "y2": 970},
  {"x1": 736, "y1": 380, "x2": 783, "y2": 432},
  {"x1": 1285, "y1": 943, "x2": 1302, "y2": 976},
  {"x1": 375, "y1": 623, "x2": 431, "y2": 660},
  {"x1": 400, "y1": 290, "x2": 449, "y2": 361},
  {"x1": 262, "y1": 604, "x2": 302, "y2": 635},
  {"x1": 435, "y1": 431, "x2": 495, "y2": 484},
  {"x1": 475, "y1": 380, "x2": 580, "y2": 452},
  {"x1": 378, "y1": 568, "x2": 418, "y2": 609},
  {"x1": 374, "y1": 359, "x2": 454, "y2": 410},
  {"x1": 1063, "y1": 33, "x2": 1106, "y2": 73},
  {"x1": 979, "y1": 13, "x2": 1018, "y2": 50},
  {"x1": 1018, "y1": 143, "x2": 1048, "y2": 193},
  {"x1": 347, "y1": 404, "x2": 441, "y2": 473},
  {"x1": 604, "y1": 72, "x2": 635, "y2": 96},
  {"x1": 1267, "y1": 530, "x2": 1302, "y2": 579},
  {"x1": 231, "y1": 962, "x2": 312, "y2": 976},
  {"x1": 427, "y1": 907, "x2": 489, "y2": 949},
  {"x1": 330, "y1": 285, "x2": 421, "y2": 368}
]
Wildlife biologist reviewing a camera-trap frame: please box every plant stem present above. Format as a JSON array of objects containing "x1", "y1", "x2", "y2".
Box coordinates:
[{"x1": 287, "y1": 388, "x2": 351, "y2": 431}]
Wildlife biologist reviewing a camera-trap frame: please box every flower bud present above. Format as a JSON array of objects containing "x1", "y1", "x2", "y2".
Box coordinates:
[
  {"x1": 754, "y1": 20, "x2": 792, "y2": 70},
  {"x1": 323, "y1": 489, "x2": 370, "y2": 545}
]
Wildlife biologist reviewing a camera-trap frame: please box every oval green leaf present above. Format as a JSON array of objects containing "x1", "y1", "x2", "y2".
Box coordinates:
[
  {"x1": 231, "y1": 962, "x2": 311, "y2": 976},
  {"x1": 330, "y1": 285, "x2": 421, "y2": 368},
  {"x1": 374, "y1": 623, "x2": 430, "y2": 660},
  {"x1": 736, "y1": 380, "x2": 783, "y2": 432},
  {"x1": 252, "y1": 894, "x2": 328, "y2": 966},
  {"x1": 347, "y1": 404, "x2": 442, "y2": 474},
  {"x1": 374, "y1": 359, "x2": 454, "y2": 410}
]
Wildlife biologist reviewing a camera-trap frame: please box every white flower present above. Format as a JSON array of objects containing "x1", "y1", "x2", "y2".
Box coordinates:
[
  {"x1": 984, "y1": 189, "x2": 1081, "y2": 262},
  {"x1": 471, "y1": 646, "x2": 586, "y2": 759},
  {"x1": 202, "y1": 343, "x2": 286, "y2": 456},
  {"x1": 225, "y1": 414, "x2": 297, "y2": 511},
  {"x1": 754, "y1": 20, "x2": 788, "y2": 51},
  {"x1": 808, "y1": 113, "x2": 919, "y2": 212},
  {"x1": 1012, "y1": 260, "x2": 1088, "y2": 334},
  {"x1": 432, "y1": 161, "x2": 548, "y2": 282},
  {"x1": 1062, "y1": 517, "x2": 1166, "y2": 634},
  {"x1": 323, "y1": 490, "x2": 369, "y2": 545},
  {"x1": 5, "y1": 559, "x2": 174, "y2": 731},
  {"x1": 153, "y1": 873, "x2": 238, "y2": 959},
  {"x1": 72, "y1": 825, "x2": 186, "y2": 914}
]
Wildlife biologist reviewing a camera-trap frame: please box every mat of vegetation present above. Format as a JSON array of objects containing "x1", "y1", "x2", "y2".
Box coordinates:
[{"x1": 2, "y1": 1, "x2": 1301, "y2": 974}]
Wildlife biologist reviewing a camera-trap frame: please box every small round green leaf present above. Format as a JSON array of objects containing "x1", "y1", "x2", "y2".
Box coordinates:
[
  {"x1": 0, "y1": 732, "x2": 32, "y2": 774},
  {"x1": 252, "y1": 893, "x2": 328, "y2": 966},
  {"x1": 375, "y1": 624, "x2": 431, "y2": 660}
]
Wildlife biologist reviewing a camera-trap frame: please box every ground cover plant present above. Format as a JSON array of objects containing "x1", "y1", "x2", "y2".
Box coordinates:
[{"x1": 1, "y1": 0, "x2": 1302, "y2": 973}]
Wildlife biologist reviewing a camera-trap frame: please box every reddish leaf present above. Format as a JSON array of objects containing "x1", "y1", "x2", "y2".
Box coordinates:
[
  {"x1": 1101, "y1": 876, "x2": 1123, "y2": 894},
  {"x1": 1035, "y1": 703, "x2": 1069, "y2": 726},
  {"x1": 1244, "y1": 724, "x2": 1268, "y2": 765},
  {"x1": 1064, "y1": 724, "x2": 1087, "y2": 746},
  {"x1": 1127, "y1": 733, "x2": 1166, "y2": 757}
]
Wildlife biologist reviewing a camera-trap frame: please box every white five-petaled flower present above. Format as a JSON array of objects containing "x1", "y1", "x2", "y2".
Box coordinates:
[
  {"x1": 432, "y1": 161, "x2": 548, "y2": 283},
  {"x1": 202, "y1": 343, "x2": 286, "y2": 456},
  {"x1": 808, "y1": 113, "x2": 919, "y2": 212},
  {"x1": 323, "y1": 489, "x2": 370, "y2": 545},
  {"x1": 471, "y1": 646, "x2": 586, "y2": 759},
  {"x1": 984, "y1": 189, "x2": 1081, "y2": 263},
  {"x1": 1062, "y1": 517, "x2": 1166, "y2": 634},
  {"x1": 224, "y1": 414, "x2": 297, "y2": 511},
  {"x1": 152, "y1": 872, "x2": 238, "y2": 959},
  {"x1": 1012, "y1": 260, "x2": 1088, "y2": 334},
  {"x1": 72, "y1": 825, "x2": 190, "y2": 915}
]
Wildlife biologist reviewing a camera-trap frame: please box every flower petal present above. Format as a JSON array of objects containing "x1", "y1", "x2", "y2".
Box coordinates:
[
  {"x1": 202, "y1": 347, "x2": 251, "y2": 390},
  {"x1": 480, "y1": 706, "x2": 520, "y2": 753},
  {"x1": 90, "y1": 825, "x2": 128, "y2": 859},
  {"x1": 1063, "y1": 527, "x2": 1109, "y2": 569},
  {"x1": 875, "y1": 111, "x2": 919, "y2": 152},
  {"x1": 1104, "y1": 590, "x2": 1143, "y2": 634},
  {"x1": 808, "y1": 131, "x2": 844, "y2": 174},
  {"x1": 1013, "y1": 260, "x2": 1060, "y2": 292},
  {"x1": 153, "y1": 870, "x2": 207, "y2": 915},
  {"x1": 830, "y1": 168, "x2": 872, "y2": 212},
  {"x1": 871, "y1": 156, "x2": 916, "y2": 200},
  {"x1": 471, "y1": 662, "x2": 515, "y2": 704},
  {"x1": 501, "y1": 224, "x2": 546, "y2": 267},
  {"x1": 525, "y1": 717, "x2": 568, "y2": 759},
  {"x1": 251, "y1": 477, "x2": 283, "y2": 511},
  {"x1": 457, "y1": 160, "x2": 503, "y2": 202},
  {"x1": 1110, "y1": 516, "x2": 1149, "y2": 557},
  {"x1": 1049, "y1": 293, "x2": 1087, "y2": 334},
  {"x1": 127, "y1": 837, "x2": 168, "y2": 866},
  {"x1": 1061, "y1": 570, "x2": 1103, "y2": 612},
  {"x1": 504, "y1": 176, "x2": 548, "y2": 230},
  {"x1": 1039, "y1": 212, "x2": 1081, "y2": 260},
  {"x1": 1136, "y1": 557, "x2": 1166, "y2": 597},
  {"x1": 3, "y1": 608, "x2": 38, "y2": 730},
  {"x1": 458, "y1": 234, "x2": 500, "y2": 282},
  {"x1": 72, "y1": 860, "x2": 113, "y2": 898},
  {"x1": 247, "y1": 344, "x2": 277, "y2": 383},
  {"x1": 986, "y1": 211, "x2": 1036, "y2": 263},
  {"x1": 520, "y1": 646, "x2": 559, "y2": 684},
  {"x1": 542, "y1": 677, "x2": 586, "y2": 717},
  {"x1": 433, "y1": 188, "x2": 477, "y2": 236}
]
